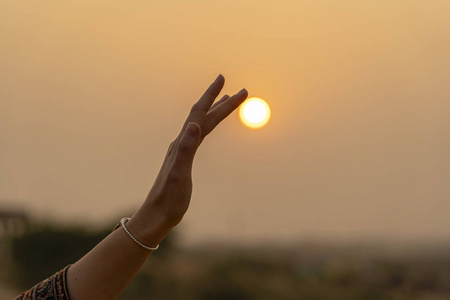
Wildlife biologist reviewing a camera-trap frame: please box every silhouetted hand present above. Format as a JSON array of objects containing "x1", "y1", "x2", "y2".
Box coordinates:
[{"x1": 129, "y1": 75, "x2": 248, "y2": 245}]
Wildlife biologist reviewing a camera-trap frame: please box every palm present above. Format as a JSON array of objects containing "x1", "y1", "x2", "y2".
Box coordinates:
[{"x1": 145, "y1": 75, "x2": 248, "y2": 227}]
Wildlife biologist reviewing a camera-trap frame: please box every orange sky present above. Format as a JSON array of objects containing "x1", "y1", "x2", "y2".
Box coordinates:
[{"x1": 1, "y1": 0, "x2": 449, "y2": 245}]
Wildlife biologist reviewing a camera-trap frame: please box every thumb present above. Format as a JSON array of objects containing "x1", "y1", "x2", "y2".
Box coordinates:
[{"x1": 174, "y1": 122, "x2": 201, "y2": 169}]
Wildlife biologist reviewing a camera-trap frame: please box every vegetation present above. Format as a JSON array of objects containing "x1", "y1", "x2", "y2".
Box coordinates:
[
  {"x1": 3, "y1": 221, "x2": 450, "y2": 299},
  {"x1": 8, "y1": 222, "x2": 110, "y2": 289}
]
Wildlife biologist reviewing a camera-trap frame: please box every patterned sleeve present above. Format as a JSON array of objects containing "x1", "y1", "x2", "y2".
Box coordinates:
[{"x1": 15, "y1": 265, "x2": 71, "y2": 300}]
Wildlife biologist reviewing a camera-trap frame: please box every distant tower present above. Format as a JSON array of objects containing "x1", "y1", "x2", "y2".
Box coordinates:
[{"x1": 0, "y1": 208, "x2": 29, "y2": 239}]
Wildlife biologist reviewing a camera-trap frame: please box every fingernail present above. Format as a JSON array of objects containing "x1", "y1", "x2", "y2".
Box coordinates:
[
  {"x1": 216, "y1": 74, "x2": 223, "y2": 81},
  {"x1": 239, "y1": 88, "x2": 247, "y2": 94},
  {"x1": 186, "y1": 122, "x2": 199, "y2": 137}
]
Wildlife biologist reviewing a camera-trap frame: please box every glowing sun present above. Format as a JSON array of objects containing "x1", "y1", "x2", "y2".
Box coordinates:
[{"x1": 239, "y1": 97, "x2": 271, "y2": 129}]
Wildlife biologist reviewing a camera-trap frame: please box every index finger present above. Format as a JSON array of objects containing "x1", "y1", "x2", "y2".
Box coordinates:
[
  {"x1": 190, "y1": 74, "x2": 224, "y2": 115},
  {"x1": 181, "y1": 74, "x2": 225, "y2": 134}
]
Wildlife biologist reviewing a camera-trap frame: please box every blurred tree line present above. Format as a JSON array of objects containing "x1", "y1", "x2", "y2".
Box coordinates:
[
  {"x1": 10, "y1": 223, "x2": 109, "y2": 288},
  {"x1": 4, "y1": 219, "x2": 450, "y2": 300},
  {"x1": 5, "y1": 219, "x2": 175, "y2": 292}
]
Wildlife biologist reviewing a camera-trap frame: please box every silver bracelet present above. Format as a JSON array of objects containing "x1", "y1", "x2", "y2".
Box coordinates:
[{"x1": 115, "y1": 217, "x2": 159, "y2": 251}]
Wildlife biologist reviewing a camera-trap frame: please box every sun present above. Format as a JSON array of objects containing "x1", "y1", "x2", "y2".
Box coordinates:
[{"x1": 239, "y1": 97, "x2": 271, "y2": 129}]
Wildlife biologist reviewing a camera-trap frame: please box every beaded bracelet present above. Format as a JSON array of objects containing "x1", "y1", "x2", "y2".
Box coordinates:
[{"x1": 114, "y1": 217, "x2": 159, "y2": 251}]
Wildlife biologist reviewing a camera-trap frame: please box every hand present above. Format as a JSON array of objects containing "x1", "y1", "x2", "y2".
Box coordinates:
[{"x1": 129, "y1": 75, "x2": 248, "y2": 246}]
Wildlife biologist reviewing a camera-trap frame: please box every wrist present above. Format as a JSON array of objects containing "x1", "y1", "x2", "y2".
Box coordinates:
[{"x1": 125, "y1": 207, "x2": 173, "y2": 248}]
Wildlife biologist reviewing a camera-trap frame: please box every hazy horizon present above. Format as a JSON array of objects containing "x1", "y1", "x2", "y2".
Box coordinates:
[{"x1": 1, "y1": 0, "x2": 449, "y2": 246}]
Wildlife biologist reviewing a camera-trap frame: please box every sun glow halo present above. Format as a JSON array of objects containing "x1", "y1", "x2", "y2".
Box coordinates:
[{"x1": 239, "y1": 97, "x2": 271, "y2": 129}]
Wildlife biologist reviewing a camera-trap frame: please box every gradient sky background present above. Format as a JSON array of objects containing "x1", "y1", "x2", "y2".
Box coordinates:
[{"x1": 1, "y1": 0, "x2": 449, "y2": 246}]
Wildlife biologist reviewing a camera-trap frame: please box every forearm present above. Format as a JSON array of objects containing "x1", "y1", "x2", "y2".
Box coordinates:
[
  {"x1": 19, "y1": 75, "x2": 247, "y2": 300},
  {"x1": 66, "y1": 208, "x2": 172, "y2": 300}
]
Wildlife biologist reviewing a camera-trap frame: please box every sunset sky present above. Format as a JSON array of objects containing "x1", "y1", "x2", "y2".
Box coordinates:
[{"x1": 1, "y1": 0, "x2": 449, "y2": 246}]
